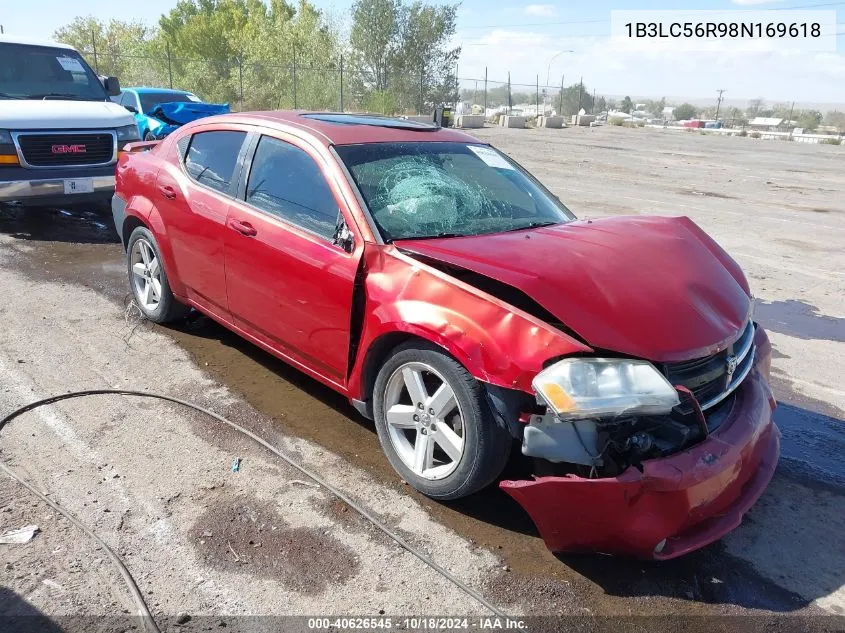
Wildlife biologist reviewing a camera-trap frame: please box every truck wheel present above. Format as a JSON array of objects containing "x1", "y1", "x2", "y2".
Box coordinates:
[
  {"x1": 126, "y1": 226, "x2": 187, "y2": 323},
  {"x1": 372, "y1": 342, "x2": 512, "y2": 500}
]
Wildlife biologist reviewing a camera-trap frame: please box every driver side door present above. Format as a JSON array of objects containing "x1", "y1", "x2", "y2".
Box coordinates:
[{"x1": 224, "y1": 132, "x2": 363, "y2": 387}]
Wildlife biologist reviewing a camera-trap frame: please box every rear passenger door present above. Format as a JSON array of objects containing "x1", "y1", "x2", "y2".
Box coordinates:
[
  {"x1": 224, "y1": 133, "x2": 362, "y2": 385},
  {"x1": 155, "y1": 128, "x2": 248, "y2": 320}
]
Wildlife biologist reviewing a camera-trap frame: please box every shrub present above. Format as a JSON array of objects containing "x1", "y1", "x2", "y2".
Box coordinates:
[
  {"x1": 609, "y1": 116, "x2": 625, "y2": 126},
  {"x1": 749, "y1": 131, "x2": 761, "y2": 139},
  {"x1": 821, "y1": 137, "x2": 842, "y2": 145},
  {"x1": 738, "y1": 129, "x2": 748, "y2": 137}
]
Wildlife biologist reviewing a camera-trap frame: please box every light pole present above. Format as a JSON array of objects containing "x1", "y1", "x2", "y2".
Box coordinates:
[
  {"x1": 546, "y1": 50, "x2": 575, "y2": 86},
  {"x1": 546, "y1": 50, "x2": 574, "y2": 115}
]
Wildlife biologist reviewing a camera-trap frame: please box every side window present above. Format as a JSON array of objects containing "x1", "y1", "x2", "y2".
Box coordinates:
[
  {"x1": 184, "y1": 131, "x2": 246, "y2": 195},
  {"x1": 119, "y1": 92, "x2": 135, "y2": 108},
  {"x1": 245, "y1": 136, "x2": 339, "y2": 240}
]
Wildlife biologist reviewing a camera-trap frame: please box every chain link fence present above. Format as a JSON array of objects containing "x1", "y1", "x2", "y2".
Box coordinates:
[{"x1": 83, "y1": 47, "x2": 599, "y2": 119}]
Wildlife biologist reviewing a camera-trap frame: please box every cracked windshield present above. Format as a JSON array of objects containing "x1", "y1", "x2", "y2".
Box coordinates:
[{"x1": 335, "y1": 142, "x2": 576, "y2": 240}]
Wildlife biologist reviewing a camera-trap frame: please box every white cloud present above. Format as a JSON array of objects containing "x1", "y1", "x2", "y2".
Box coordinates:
[{"x1": 524, "y1": 4, "x2": 557, "y2": 17}]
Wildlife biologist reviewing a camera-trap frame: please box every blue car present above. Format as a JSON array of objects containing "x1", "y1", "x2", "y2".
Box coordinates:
[{"x1": 113, "y1": 87, "x2": 229, "y2": 140}]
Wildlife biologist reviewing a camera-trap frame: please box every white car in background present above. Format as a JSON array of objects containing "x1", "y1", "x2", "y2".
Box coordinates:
[{"x1": 0, "y1": 36, "x2": 139, "y2": 208}]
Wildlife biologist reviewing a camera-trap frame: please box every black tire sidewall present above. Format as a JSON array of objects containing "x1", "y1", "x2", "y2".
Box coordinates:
[
  {"x1": 126, "y1": 226, "x2": 178, "y2": 323},
  {"x1": 372, "y1": 342, "x2": 510, "y2": 500}
]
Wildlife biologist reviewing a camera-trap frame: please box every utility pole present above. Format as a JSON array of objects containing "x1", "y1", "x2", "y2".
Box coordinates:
[
  {"x1": 1, "y1": 25, "x2": 4, "y2": 35},
  {"x1": 577, "y1": 76, "x2": 583, "y2": 112},
  {"x1": 788, "y1": 101, "x2": 795, "y2": 127},
  {"x1": 483, "y1": 67, "x2": 488, "y2": 114},
  {"x1": 166, "y1": 42, "x2": 173, "y2": 89},
  {"x1": 559, "y1": 74, "x2": 564, "y2": 115},
  {"x1": 536, "y1": 75, "x2": 539, "y2": 117},
  {"x1": 507, "y1": 72, "x2": 512, "y2": 114},
  {"x1": 715, "y1": 89, "x2": 727, "y2": 120},
  {"x1": 339, "y1": 54, "x2": 344, "y2": 112}
]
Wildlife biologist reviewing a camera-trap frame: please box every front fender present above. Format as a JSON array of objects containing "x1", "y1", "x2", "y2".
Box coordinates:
[{"x1": 350, "y1": 244, "x2": 591, "y2": 398}]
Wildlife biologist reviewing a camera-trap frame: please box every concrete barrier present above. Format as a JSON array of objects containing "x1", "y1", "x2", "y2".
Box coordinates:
[
  {"x1": 571, "y1": 114, "x2": 596, "y2": 126},
  {"x1": 537, "y1": 115, "x2": 565, "y2": 129},
  {"x1": 456, "y1": 114, "x2": 485, "y2": 129},
  {"x1": 501, "y1": 115, "x2": 526, "y2": 129}
]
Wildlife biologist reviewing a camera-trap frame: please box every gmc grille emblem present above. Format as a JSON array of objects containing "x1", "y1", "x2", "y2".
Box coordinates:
[{"x1": 51, "y1": 144, "x2": 87, "y2": 154}]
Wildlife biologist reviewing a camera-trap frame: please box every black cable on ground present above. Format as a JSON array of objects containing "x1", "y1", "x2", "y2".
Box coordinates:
[{"x1": 0, "y1": 389, "x2": 506, "y2": 630}]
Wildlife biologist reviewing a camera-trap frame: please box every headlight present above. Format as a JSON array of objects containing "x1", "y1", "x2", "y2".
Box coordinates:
[
  {"x1": 115, "y1": 124, "x2": 140, "y2": 142},
  {"x1": 0, "y1": 130, "x2": 13, "y2": 144},
  {"x1": 533, "y1": 358, "x2": 680, "y2": 420}
]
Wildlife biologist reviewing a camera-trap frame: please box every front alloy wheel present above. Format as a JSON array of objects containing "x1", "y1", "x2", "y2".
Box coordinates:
[
  {"x1": 373, "y1": 342, "x2": 512, "y2": 500},
  {"x1": 383, "y1": 362, "x2": 465, "y2": 480}
]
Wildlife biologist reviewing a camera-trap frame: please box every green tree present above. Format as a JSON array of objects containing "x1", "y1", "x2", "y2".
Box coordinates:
[
  {"x1": 643, "y1": 97, "x2": 666, "y2": 118},
  {"x1": 824, "y1": 110, "x2": 845, "y2": 132},
  {"x1": 673, "y1": 103, "x2": 697, "y2": 120},
  {"x1": 54, "y1": 16, "x2": 153, "y2": 81},
  {"x1": 796, "y1": 109, "x2": 823, "y2": 130},
  {"x1": 350, "y1": 0, "x2": 400, "y2": 92},
  {"x1": 620, "y1": 95, "x2": 633, "y2": 114},
  {"x1": 349, "y1": 0, "x2": 459, "y2": 113}
]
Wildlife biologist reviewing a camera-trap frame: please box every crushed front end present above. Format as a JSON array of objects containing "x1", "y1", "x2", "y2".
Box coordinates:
[{"x1": 500, "y1": 323, "x2": 779, "y2": 559}]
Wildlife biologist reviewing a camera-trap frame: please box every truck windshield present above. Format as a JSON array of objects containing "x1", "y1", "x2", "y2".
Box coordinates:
[
  {"x1": 335, "y1": 142, "x2": 576, "y2": 241},
  {"x1": 0, "y1": 42, "x2": 107, "y2": 101}
]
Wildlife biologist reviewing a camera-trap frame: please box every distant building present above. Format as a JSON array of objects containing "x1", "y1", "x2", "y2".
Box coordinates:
[{"x1": 748, "y1": 117, "x2": 783, "y2": 131}]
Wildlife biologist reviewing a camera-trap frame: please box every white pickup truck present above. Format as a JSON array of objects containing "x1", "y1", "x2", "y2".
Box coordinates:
[{"x1": 0, "y1": 36, "x2": 140, "y2": 208}]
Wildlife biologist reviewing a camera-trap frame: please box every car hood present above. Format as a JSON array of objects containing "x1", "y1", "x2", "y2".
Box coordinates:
[
  {"x1": 395, "y1": 216, "x2": 751, "y2": 362},
  {"x1": 0, "y1": 99, "x2": 135, "y2": 129}
]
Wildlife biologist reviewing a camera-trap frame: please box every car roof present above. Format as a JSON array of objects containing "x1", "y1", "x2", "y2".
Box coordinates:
[
  {"x1": 0, "y1": 35, "x2": 75, "y2": 50},
  {"x1": 211, "y1": 111, "x2": 479, "y2": 146},
  {"x1": 126, "y1": 87, "x2": 195, "y2": 95}
]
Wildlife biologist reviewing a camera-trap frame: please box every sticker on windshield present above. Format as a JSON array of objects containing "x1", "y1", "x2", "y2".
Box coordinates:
[
  {"x1": 56, "y1": 56, "x2": 85, "y2": 73},
  {"x1": 468, "y1": 145, "x2": 514, "y2": 170}
]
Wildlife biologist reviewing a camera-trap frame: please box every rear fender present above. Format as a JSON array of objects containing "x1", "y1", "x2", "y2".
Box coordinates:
[
  {"x1": 122, "y1": 196, "x2": 185, "y2": 297},
  {"x1": 350, "y1": 244, "x2": 590, "y2": 399}
]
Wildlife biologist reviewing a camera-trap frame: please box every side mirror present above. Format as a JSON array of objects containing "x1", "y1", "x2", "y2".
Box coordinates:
[
  {"x1": 124, "y1": 105, "x2": 137, "y2": 113},
  {"x1": 104, "y1": 76, "x2": 121, "y2": 97},
  {"x1": 333, "y1": 216, "x2": 355, "y2": 253}
]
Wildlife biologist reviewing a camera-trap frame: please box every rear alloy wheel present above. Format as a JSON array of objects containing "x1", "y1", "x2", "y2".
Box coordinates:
[
  {"x1": 127, "y1": 227, "x2": 187, "y2": 323},
  {"x1": 373, "y1": 343, "x2": 512, "y2": 500}
]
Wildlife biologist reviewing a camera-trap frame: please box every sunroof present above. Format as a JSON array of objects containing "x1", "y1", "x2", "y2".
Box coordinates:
[{"x1": 301, "y1": 113, "x2": 440, "y2": 131}]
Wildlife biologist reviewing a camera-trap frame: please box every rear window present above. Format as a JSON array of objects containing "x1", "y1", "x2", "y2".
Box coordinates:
[
  {"x1": 140, "y1": 91, "x2": 198, "y2": 113},
  {"x1": 0, "y1": 42, "x2": 106, "y2": 101},
  {"x1": 184, "y1": 131, "x2": 246, "y2": 195}
]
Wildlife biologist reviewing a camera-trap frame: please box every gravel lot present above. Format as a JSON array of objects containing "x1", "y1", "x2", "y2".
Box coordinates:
[{"x1": 0, "y1": 124, "x2": 843, "y2": 629}]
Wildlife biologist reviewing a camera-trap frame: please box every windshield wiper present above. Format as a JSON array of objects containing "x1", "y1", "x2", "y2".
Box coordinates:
[{"x1": 500, "y1": 221, "x2": 559, "y2": 233}]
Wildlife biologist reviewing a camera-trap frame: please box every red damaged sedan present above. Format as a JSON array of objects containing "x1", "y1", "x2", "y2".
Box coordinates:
[{"x1": 112, "y1": 112, "x2": 779, "y2": 559}]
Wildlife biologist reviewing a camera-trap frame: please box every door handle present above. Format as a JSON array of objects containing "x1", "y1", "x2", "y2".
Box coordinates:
[
  {"x1": 157, "y1": 184, "x2": 177, "y2": 200},
  {"x1": 228, "y1": 218, "x2": 258, "y2": 237}
]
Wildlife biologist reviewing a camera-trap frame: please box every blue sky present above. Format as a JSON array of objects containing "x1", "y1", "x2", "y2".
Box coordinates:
[{"x1": 3, "y1": 0, "x2": 844, "y2": 105}]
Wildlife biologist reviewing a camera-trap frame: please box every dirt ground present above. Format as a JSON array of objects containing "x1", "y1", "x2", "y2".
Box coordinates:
[{"x1": 1, "y1": 125, "x2": 844, "y2": 630}]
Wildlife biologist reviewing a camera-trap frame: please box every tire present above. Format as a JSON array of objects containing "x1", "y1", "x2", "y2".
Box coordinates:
[
  {"x1": 372, "y1": 341, "x2": 512, "y2": 500},
  {"x1": 126, "y1": 226, "x2": 188, "y2": 324}
]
